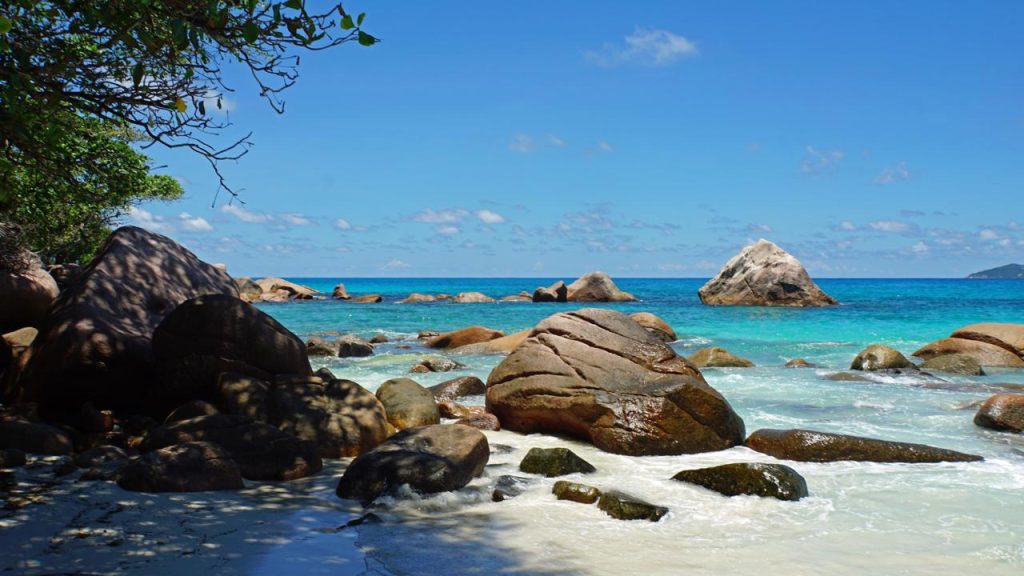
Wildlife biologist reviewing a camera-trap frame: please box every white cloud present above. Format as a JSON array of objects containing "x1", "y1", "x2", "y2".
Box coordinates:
[
  {"x1": 586, "y1": 27, "x2": 698, "y2": 67},
  {"x1": 381, "y1": 259, "x2": 411, "y2": 271},
  {"x1": 598, "y1": 141, "x2": 614, "y2": 153},
  {"x1": 874, "y1": 161, "x2": 911, "y2": 185},
  {"x1": 178, "y1": 212, "x2": 213, "y2": 232},
  {"x1": 547, "y1": 135, "x2": 567, "y2": 147},
  {"x1": 509, "y1": 134, "x2": 535, "y2": 153},
  {"x1": 838, "y1": 221, "x2": 857, "y2": 231},
  {"x1": 746, "y1": 223, "x2": 773, "y2": 233},
  {"x1": 980, "y1": 229, "x2": 1000, "y2": 240},
  {"x1": 128, "y1": 207, "x2": 173, "y2": 233},
  {"x1": 870, "y1": 220, "x2": 911, "y2": 233},
  {"x1": 476, "y1": 209, "x2": 505, "y2": 224},
  {"x1": 412, "y1": 209, "x2": 469, "y2": 224},
  {"x1": 435, "y1": 225, "x2": 460, "y2": 236},
  {"x1": 281, "y1": 213, "x2": 312, "y2": 226},
  {"x1": 911, "y1": 241, "x2": 929, "y2": 254},
  {"x1": 222, "y1": 204, "x2": 272, "y2": 224},
  {"x1": 801, "y1": 146, "x2": 844, "y2": 174},
  {"x1": 334, "y1": 218, "x2": 352, "y2": 230}
]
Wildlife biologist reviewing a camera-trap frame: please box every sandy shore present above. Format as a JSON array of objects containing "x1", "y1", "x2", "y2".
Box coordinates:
[{"x1": 0, "y1": 458, "x2": 385, "y2": 575}]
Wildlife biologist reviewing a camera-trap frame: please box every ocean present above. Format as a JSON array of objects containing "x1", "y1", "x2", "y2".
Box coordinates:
[{"x1": 254, "y1": 278, "x2": 1024, "y2": 576}]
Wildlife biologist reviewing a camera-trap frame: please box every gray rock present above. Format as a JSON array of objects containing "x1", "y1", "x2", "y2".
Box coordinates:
[
  {"x1": 532, "y1": 281, "x2": 568, "y2": 303},
  {"x1": 850, "y1": 345, "x2": 914, "y2": 371},
  {"x1": 337, "y1": 335, "x2": 374, "y2": 358},
  {"x1": 519, "y1": 447, "x2": 595, "y2": 477},
  {"x1": 920, "y1": 353, "x2": 984, "y2": 376},
  {"x1": 492, "y1": 475, "x2": 532, "y2": 502},
  {"x1": 698, "y1": 239, "x2": 837, "y2": 307},
  {"x1": 566, "y1": 272, "x2": 637, "y2": 302}
]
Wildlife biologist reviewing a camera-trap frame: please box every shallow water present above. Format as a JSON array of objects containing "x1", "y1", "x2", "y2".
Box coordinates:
[{"x1": 260, "y1": 278, "x2": 1024, "y2": 575}]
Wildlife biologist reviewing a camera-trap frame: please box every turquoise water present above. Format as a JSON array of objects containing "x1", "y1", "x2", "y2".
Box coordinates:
[{"x1": 255, "y1": 278, "x2": 1024, "y2": 576}]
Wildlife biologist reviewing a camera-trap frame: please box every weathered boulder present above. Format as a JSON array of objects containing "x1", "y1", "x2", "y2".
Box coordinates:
[
  {"x1": 437, "y1": 401, "x2": 475, "y2": 419},
  {"x1": 533, "y1": 281, "x2": 568, "y2": 303},
  {"x1": 398, "y1": 293, "x2": 437, "y2": 304},
  {"x1": 376, "y1": 378, "x2": 440, "y2": 430},
  {"x1": 920, "y1": 353, "x2": 984, "y2": 376},
  {"x1": 16, "y1": 227, "x2": 238, "y2": 416},
  {"x1": 409, "y1": 356, "x2": 464, "y2": 373},
  {"x1": 455, "y1": 330, "x2": 530, "y2": 355},
  {"x1": 785, "y1": 358, "x2": 815, "y2": 368},
  {"x1": 913, "y1": 338, "x2": 1024, "y2": 368},
  {"x1": 216, "y1": 373, "x2": 271, "y2": 422},
  {"x1": 950, "y1": 323, "x2": 1024, "y2": 358},
  {"x1": 0, "y1": 417, "x2": 73, "y2": 454},
  {"x1": 336, "y1": 424, "x2": 489, "y2": 503},
  {"x1": 0, "y1": 258, "x2": 59, "y2": 333},
  {"x1": 117, "y1": 441, "x2": 244, "y2": 492},
  {"x1": 672, "y1": 463, "x2": 808, "y2": 501},
  {"x1": 165, "y1": 400, "x2": 220, "y2": 423},
  {"x1": 566, "y1": 272, "x2": 637, "y2": 302},
  {"x1": 337, "y1": 335, "x2": 374, "y2": 358},
  {"x1": 234, "y1": 277, "x2": 263, "y2": 302},
  {"x1": 698, "y1": 239, "x2": 837, "y2": 307},
  {"x1": 254, "y1": 277, "x2": 316, "y2": 299},
  {"x1": 597, "y1": 492, "x2": 667, "y2": 522},
  {"x1": 270, "y1": 377, "x2": 389, "y2": 458},
  {"x1": 352, "y1": 294, "x2": 383, "y2": 304},
  {"x1": 688, "y1": 347, "x2": 754, "y2": 368},
  {"x1": 140, "y1": 414, "x2": 323, "y2": 480},
  {"x1": 486, "y1": 309, "x2": 745, "y2": 456},
  {"x1": 456, "y1": 412, "x2": 500, "y2": 431},
  {"x1": 427, "y1": 326, "x2": 504, "y2": 350},
  {"x1": 332, "y1": 283, "x2": 351, "y2": 300},
  {"x1": 745, "y1": 429, "x2": 982, "y2": 463},
  {"x1": 454, "y1": 292, "x2": 495, "y2": 304},
  {"x1": 553, "y1": 480, "x2": 601, "y2": 504},
  {"x1": 629, "y1": 312, "x2": 676, "y2": 342},
  {"x1": 850, "y1": 345, "x2": 914, "y2": 371},
  {"x1": 152, "y1": 295, "x2": 312, "y2": 412},
  {"x1": 519, "y1": 447, "x2": 595, "y2": 477},
  {"x1": 973, "y1": 394, "x2": 1024, "y2": 433},
  {"x1": 428, "y1": 376, "x2": 486, "y2": 402},
  {"x1": 306, "y1": 337, "x2": 339, "y2": 357}
]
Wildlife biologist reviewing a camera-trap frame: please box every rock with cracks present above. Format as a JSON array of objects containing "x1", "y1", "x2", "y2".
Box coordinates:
[{"x1": 698, "y1": 239, "x2": 836, "y2": 307}]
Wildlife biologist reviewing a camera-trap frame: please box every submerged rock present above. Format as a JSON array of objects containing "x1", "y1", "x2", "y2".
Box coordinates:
[
  {"x1": 974, "y1": 394, "x2": 1024, "y2": 433},
  {"x1": 745, "y1": 428, "x2": 982, "y2": 463},
  {"x1": 785, "y1": 358, "x2": 816, "y2": 368},
  {"x1": 376, "y1": 378, "x2": 440, "y2": 430},
  {"x1": 492, "y1": 474, "x2": 532, "y2": 502},
  {"x1": 597, "y1": 492, "x2": 668, "y2": 522},
  {"x1": 336, "y1": 424, "x2": 489, "y2": 504},
  {"x1": 426, "y1": 326, "x2": 504, "y2": 349},
  {"x1": 117, "y1": 441, "x2": 243, "y2": 493},
  {"x1": 428, "y1": 376, "x2": 486, "y2": 402},
  {"x1": 629, "y1": 312, "x2": 676, "y2": 342},
  {"x1": 553, "y1": 480, "x2": 601, "y2": 504},
  {"x1": 913, "y1": 338, "x2": 1024, "y2": 368},
  {"x1": 672, "y1": 462, "x2": 808, "y2": 501},
  {"x1": 920, "y1": 353, "x2": 984, "y2": 376},
  {"x1": 698, "y1": 239, "x2": 837, "y2": 307},
  {"x1": 519, "y1": 447, "x2": 596, "y2": 477},
  {"x1": 566, "y1": 272, "x2": 637, "y2": 302},
  {"x1": 688, "y1": 347, "x2": 754, "y2": 368},
  {"x1": 409, "y1": 356, "x2": 463, "y2": 373},
  {"x1": 486, "y1": 309, "x2": 745, "y2": 456},
  {"x1": 850, "y1": 345, "x2": 914, "y2": 371}
]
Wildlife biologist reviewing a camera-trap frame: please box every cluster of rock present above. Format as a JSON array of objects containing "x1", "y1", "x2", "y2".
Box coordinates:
[
  {"x1": 532, "y1": 272, "x2": 637, "y2": 303},
  {"x1": 236, "y1": 276, "x2": 319, "y2": 303},
  {"x1": 698, "y1": 239, "x2": 837, "y2": 307},
  {"x1": 913, "y1": 323, "x2": 1024, "y2": 369}
]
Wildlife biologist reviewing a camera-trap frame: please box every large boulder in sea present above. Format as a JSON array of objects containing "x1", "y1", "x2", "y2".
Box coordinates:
[
  {"x1": 973, "y1": 394, "x2": 1024, "y2": 433},
  {"x1": 454, "y1": 292, "x2": 495, "y2": 304},
  {"x1": 152, "y1": 294, "x2": 312, "y2": 413},
  {"x1": 485, "y1": 309, "x2": 745, "y2": 456},
  {"x1": 698, "y1": 239, "x2": 837, "y2": 307},
  {"x1": 336, "y1": 424, "x2": 489, "y2": 504},
  {"x1": 426, "y1": 326, "x2": 504, "y2": 349},
  {"x1": 850, "y1": 345, "x2": 914, "y2": 371},
  {"x1": 15, "y1": 227, "x2": 238, "y2": 416},
  {"x1": 533, "y1": 281, "x2": 568, "y2": 303},
  {"x1": 912, "y1": 338, "x2": 1024, "y2": 368},
  {"x1": 0, "y1": 257, "x2": 59, "y2": 333},
  {"x1": 376, "y1": 378, "x2": 441, "y2": 430},
  {"x1": 745, "y1": 429, "x2": 982, "y2": 463},
  {"x1": 672, "y1": 463, "x2": 808, "y2": 501},
  {"x1": 920, "y1": 353, "x2": 984, "y2": 376},
  {"x1": 688, "y1": 347, "x2": 754, "y2": 368},
  {"x1": 950, "y1": 323, "x2": 1024, "y2": 359},
  {"x1": 254, "y1": 277, "x2": 316, "y2": 300},
  {"x1": 566, "y1": 272, "x2": 637, "y2": 302}
]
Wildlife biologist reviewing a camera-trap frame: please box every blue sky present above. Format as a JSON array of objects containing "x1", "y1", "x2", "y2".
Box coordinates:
[{"x1": 133, "y1": 1, "x2": 1024, "y2": 278}]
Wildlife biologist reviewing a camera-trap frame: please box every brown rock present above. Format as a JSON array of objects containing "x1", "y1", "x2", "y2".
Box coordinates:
[
  {"x1": 688, "y1": 347, "x2": 754, "y2": 368},
  {"x1": 234, "y1": 277, "x2": 263, "y2": 302},
  {"x1": 0, "y1": 257, "x2": 59, "y2": 333},
  {"x1": 117, "y1": 441, "x2": 244, "y2": 492},
  {"x1": 850, "y1": 345, "x2": 914, "y2": 371},
  {"x1": 785, "y1": 358, "x2": 815, "y2": 368},
  {"x1": 0, "y1": 417, "x2": 74, "y2": 454},
  {"x1": 369, "y1": 335, "x2": 389, "y2": 344},
  {"x1": 437, "y1": 401, "x2": 477, "y2": 419},
  {"x1": 455, "y1": 330, "x2": 531, "y2": 355},
  {"x1": 974, "y1": 393, "x2": 1024, "y2": 433},
  {"x1": 920, "y1": 353, "x2": 984, "y2": 376},
  {"x1": 427, "y1": 326, "x2": 505, "y2": 349},
  {"x1": 270, "y1": 377, "x2": 388, "y2": 458},
  {"x1": 950, "y1": 323, "x2": 1024, "y2": 358},
  {"x1": 533, "y1": 281, "x2": 568, "y2": 303},
  {"x1": 336, "y1": 424, "x2": 489, "y2": 503},
  {"x1": 306, "y1": 337, "x2": 339, "y2": 357},
  {"x1": 165, "y1": 400, "x2": 220, "y2": 423},
  {"x1": 454, "y1": 292, "x2": 495, "y2": 303},
  {"x1": 16, "y1": 227, "x2": 238, "y2": 416},
  {"x1": 352, "y1": 294, "x2": 383, "y2": 304},
  {"x1": 552, "y1": 480, "x2": 601, "y2": 504},
  {"x1": 428, "y1": 376, "x2": 486, "y2": 401},
  {"x1": 912, "y1": 338, "x2": 1024, "y2": 368},
  {"x1": 698, "y1": 239, "x2": 837, "y2": 307},
  {"x1": 332, "y1": 283, "x2": 351, "y2": 300},
  {"x1": 566, "y1": 272, "x2": 637, "y2": 302},
  {"x1": 486, "y1": 309, "x2": 744, "y2": 456},
  {"x1": 456, "y1": 412, "x2": 500, "y2": 431},
  {"x1": 745, "y1": 428, "x2": 982, "y2": 463},
  {"x1": 629, "y1": 312, "x2": 676, "y2": 342},
  {"x1": 255, "y1": 277, "x2": 316, "y2": 299},
  {"x1": 337, "y1": 335, "x2": 374, "y2": 358},
  {"x1": 376, "y1": 378, "x2": 441, "y2": 430},
  {"x1": 399, "y1": 293, "x2": 437, "y2": 304}
]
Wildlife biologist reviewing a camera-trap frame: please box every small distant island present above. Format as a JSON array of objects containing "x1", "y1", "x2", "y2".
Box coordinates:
[{"x1": 967, "y1": 264, "x2": 1024, "y2": 279}]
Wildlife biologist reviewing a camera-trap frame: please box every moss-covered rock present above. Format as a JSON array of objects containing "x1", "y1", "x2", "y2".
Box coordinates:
[
  {"x1": 597, "y1": 491, "x2": 667, "y2": 521},
  {"x1": 920, "y1": 353, "x2": 984, "y2": 376},
  {"x1": 519, "y1": 447, "x2": 595, "y2": 477},
  {"x1": 850, "y1": 345, "x2": 913, "y2": 371},
  {"x1": 672, "y1": 462, "x2": 808, "y2": 501},
  {"x1": 553, "y1": 480, "x2": 601, "y2": 504}
]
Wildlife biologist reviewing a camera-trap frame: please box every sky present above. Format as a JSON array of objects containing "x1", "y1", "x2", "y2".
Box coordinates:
[{"x1": 132, "y1": 1, "x2": 1024, "y2": 278}]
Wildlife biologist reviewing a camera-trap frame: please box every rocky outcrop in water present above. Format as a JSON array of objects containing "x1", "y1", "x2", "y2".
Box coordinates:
[
  {"x1": 454, "y1": 330, "x2": 530, "y2": 355},
  {"x1": 698, "y1": 239, "x2": 837, "y2": 307},
  {"x1": 597, "y1": 492, "x2": 668, "y2": 522},
  {"x1": 533, "y1": 281, "x2": 568, "y2": 303},
  {"x1": 850, "y1": 345, "x2": 914, "y2": 371},
  {"x1": 454, "y1": 292, "x2": 495, "y2": 303},
  {"x1": 376, "y1": 378, "x2": 440, "y2": 430},
  {"x1": 566, "y1": 272, "x2": 637, "y2": 302},
  {"x1": 428, "y1": 376, "x2": 486, "y2": 401},
  {"x1": 336, "y1": 424, "x2": 489, "y2": 504},
  {"x1": 672, "y1": 463, "x2": 808, "y2": 501},
  {"x1": 426, "y1": 326, "x2": 504, "y2": 349},
  {"x1": 913, "y1": 338, "x2": 1024, "y2": 368},
  {"x1": 519, "y1": 447, "x2": 595, "y2": 477},
  {"x1": 486, "y1": 309, "x2": 745, "y2": 456},
  {"x1": 920, "y1": 353, "x2": 984, "y2": 375},
  {"x1": 688, "y1": 347, "x2": 754, "y2": 368},
  {"x1": 949, "y1": 323, "x2": 1024, "y2": 359},
  {"x1": 973, "y1": 394, "x2": 1024, "y2": 433},
  {"x1": 745, "y1": 428, "x2": 982, "y2": 463}
]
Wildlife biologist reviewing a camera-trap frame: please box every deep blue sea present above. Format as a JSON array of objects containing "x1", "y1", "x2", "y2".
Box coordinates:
[{"x1": 251, "y1": 278, "x2": 1024, "y2": 576}]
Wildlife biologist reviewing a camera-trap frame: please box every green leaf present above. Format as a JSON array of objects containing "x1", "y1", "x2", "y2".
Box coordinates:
[
  {"x1": 357, "y1": 31, "x2": 376, "y2": 46},
  {"x1": 357, "y1": 13, "x2": 365, "y2": 26},
  {"x1": 0, "y1": 15, "x2": 12, "y2": 35},
  {"x1": 340, "y1": 14, "x2": 354, "y2": 30},
  {"x1": 243, "y1": 21, "x2": 259, "y2": 43},
  {"x1": 198, "y1": 100, "x2": 206, "y2": 115},
  {"x1": 284, "y1": 0, "x2": 303, "y2": 10},
  {"x1": 131, "y1": 63, "x2": 144, "y2": 87}
]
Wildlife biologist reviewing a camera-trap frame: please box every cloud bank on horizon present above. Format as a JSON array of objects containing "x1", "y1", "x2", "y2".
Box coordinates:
[{"x1": 130, "y1": 1, "x2": 1023, "y2": 278}]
